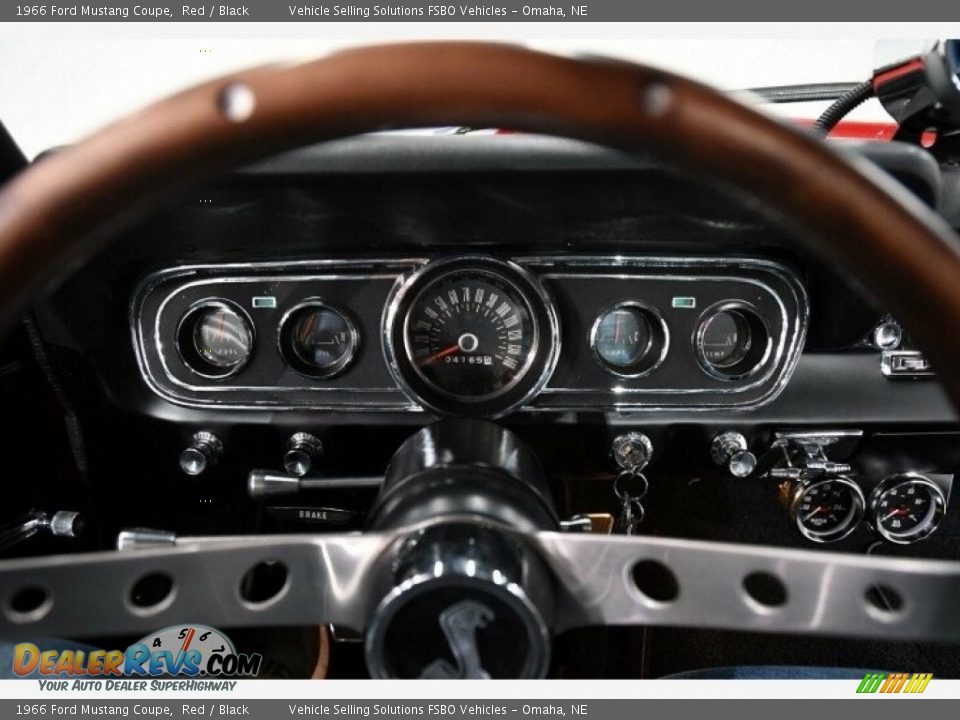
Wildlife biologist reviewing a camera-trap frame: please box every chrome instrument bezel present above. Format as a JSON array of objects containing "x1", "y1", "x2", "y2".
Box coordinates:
[
  {"x1": 174, "y1": 298, "x2": 256, "y2": 380},
  {"x1": 132, "y1": 255, "x2": 806, "y2": 413},
  {"x1": 277, "y1": 298, "x2": 361, "y2": 380},
  {"x1": 693, "y1": 300, "x2": 773, "y2": 382},
  {"x1": 868, "y1": 473, "x2": 946, "y2": 545},
  {"x1": 382, "y1": 256, "x2": 561, "y2": 418},
  {"x1": 789, "y1": 475, "x2": 865, "y2": 544},
  {"x1": 589, "y1": 301, "x2": 670, "y2": 379}
]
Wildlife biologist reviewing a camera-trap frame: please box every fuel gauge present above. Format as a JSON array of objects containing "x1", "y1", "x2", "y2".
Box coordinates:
[{"x1": 177, "y1": 300, "x2": 254, "y2": 378}]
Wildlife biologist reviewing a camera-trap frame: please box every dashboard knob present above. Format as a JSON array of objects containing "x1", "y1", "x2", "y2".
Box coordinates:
[
  {"x1": 48, "y1": 511, "x2": 84, "y2": 539},
  {"x1": 612, "y1": 432, "x2": 653, "y2": 471},
  {"x1": 283, "y1": 433, "x2": 324, "y2": 477},
  {"x1": 179, "y1": 431, "x2": 223, "y2": 476},
  {"x1": 873, "y1": 320, "x2": 903, "y2": 350},
  {"x1": 711, "y1": 431, "x2": 756, "y2": 478}
]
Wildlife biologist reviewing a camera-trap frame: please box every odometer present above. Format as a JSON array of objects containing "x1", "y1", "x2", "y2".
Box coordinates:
[{"x1": 386, "y1": 258, "x2": 559, "y2": 417}]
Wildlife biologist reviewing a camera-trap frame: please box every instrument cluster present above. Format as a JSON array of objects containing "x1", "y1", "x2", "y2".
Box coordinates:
[{"x1": 132, "y1": 255, "x2": 807, "y2": 415}]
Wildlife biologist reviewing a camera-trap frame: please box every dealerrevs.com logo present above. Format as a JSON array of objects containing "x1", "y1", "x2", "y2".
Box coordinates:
[
  {"x1": 856, "y1": 672, "x2": 934, "y2": 694},
  {"x1": 13, "y1": 625, "x2": 262, "y2": 680}
]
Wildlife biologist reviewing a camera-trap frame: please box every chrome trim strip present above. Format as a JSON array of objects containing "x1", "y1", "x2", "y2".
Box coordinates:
[
  {"x1": 525, "y1": 255, "x2": 808, "y2": 411},
  {"x1": 131, "y1": 259, "x2": 426, "y2": 411},
  {"x1": 131, "y1": 255, "x2": 806, "y2": 413},
  {"x1": 153, "y1": 275, "x2": 400, "y2": 393},
  {"x1": 539, "y1": 273, "x2": 787, "y2": 397}
]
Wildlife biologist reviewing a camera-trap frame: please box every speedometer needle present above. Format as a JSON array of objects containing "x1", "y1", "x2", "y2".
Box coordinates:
[{"x1": 420, "y1": 344, "x2": 460, "y2": 365}]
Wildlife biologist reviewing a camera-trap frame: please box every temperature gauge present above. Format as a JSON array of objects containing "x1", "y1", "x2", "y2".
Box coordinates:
[
  {"x1": 590, "y1": 303, "x2": 668, "y2": 377},
  {"x1": 788, "y1": 476, "x2": 865, "y2": 543},
  {"x1": 280, "y1": 301, "x2": 359, "y2": 378},
  {"x1": 869, "y1": 474, "x2": 946, "y2": 544},
  {"x1": 694, "y1": 302, "x2": 770, "y2": 381}
]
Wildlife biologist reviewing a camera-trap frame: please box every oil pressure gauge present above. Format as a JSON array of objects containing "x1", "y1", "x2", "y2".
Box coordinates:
[
  {"x1": 869, "y1": 474, "x2": 946, "y2": 544},
  {"x1": 787, "y1": 476, "x2": 865, "y2": 543}
]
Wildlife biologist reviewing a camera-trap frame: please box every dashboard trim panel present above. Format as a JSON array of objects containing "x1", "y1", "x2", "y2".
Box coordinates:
[{"x1": 131, "y1": 255, "x2": 807, "y2": 414}]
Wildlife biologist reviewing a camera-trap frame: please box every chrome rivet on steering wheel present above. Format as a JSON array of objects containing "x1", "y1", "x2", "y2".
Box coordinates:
[{"x1": 219, "y1": 82, "x2": 256, "y2": 122}]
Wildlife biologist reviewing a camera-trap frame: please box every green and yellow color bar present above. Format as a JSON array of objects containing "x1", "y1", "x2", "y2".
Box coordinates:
[{"x1": 857, "y1": 672, "x2": 933, "y2": 694}]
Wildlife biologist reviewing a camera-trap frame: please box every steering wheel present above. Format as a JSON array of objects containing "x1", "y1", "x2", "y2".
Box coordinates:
[{"x1": 3, "y1": 42, "x2": 960, "y2": 679}]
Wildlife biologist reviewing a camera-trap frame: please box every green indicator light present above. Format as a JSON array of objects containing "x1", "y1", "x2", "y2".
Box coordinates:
[
  {"x1": 672, "y1": 296, "x2": 696, "y2": 309},
  {"x1": 252, "y1": 296, "x2": 277, "y2": 309}
]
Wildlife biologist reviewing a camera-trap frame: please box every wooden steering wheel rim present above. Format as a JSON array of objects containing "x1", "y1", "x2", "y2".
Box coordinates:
[{"x1": 1, "y1": 42, "x2": 959, "y2": 406}]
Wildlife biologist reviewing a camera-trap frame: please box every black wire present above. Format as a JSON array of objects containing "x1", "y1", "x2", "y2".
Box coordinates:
[
  {"x1": 813, "y1": 79, "x2": 875, "y2": 135},
  {"x1": 744, "y1": 82, "x2": 863, "y2": 104}
]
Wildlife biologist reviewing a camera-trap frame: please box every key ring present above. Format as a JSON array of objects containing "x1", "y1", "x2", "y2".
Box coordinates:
[{"x1": 614, "y1": 469, "x2": 649, "y2": 502}]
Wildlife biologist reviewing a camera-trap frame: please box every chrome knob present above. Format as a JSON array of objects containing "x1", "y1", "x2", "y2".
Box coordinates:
[
  {"x1": 873, "y1": 320, "x2": 902, "y2": 350},
  {"x1": 48, "y1": 511, "x2": 84, "y2": 539},
  {"x1": 710, "y1": 431, "x2": 756, "y2": 478},
  {"x1": 117, "y1": 528, "x2": 177, "y2": 551},
  {"x1": 283, "y1": 432, "x2": 324, "y2": 477},
  {"x1": 612, "y1": 432, "x2": 653, "y2": 471},
  {"x1": 179, "y1": 431, "x2": 223, "y2": 476}
]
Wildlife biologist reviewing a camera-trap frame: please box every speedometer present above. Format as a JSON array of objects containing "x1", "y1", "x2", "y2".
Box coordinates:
[{"x1": 385, "y1": 258, "x2": 559, "y2": 417}]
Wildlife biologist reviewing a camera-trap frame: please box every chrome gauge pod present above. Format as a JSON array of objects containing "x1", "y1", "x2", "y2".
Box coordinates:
[
  {"x1": 868, "y1": 474, "x2": 947, "y2": 545},
  {"x1": 787, "y1": 475, "x2": 866, "y2": 543},
  {"x1": 383, "y1": 257, "x2": 560, "y2": 417}
]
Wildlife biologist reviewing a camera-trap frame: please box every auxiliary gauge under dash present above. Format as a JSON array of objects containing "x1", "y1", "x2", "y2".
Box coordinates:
[
  {"x1": 384, "y1": 257, "x2": 560, "y2": 417},
  {"x1": 868, "y1": 474, "x2": 946, "y2": 544}
]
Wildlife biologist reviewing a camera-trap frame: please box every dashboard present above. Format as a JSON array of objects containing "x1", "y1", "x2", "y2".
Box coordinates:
[
  {"x1": 133, "y1": 255, "x2": 807, "y2": 416},
  {"x1": 18, "y1": 133, "x2": 960, "y2": 562}
]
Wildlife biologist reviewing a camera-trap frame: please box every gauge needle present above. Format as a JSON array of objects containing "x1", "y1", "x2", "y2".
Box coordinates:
[
  {"x1": 882, "y1": 507, "x2": 910, "y2": 521},
  {"x1": 803, "y1": 505, "x2": 829, "y2": 522},
  {"x1": 300, "y1": 313, "x2": 318, "y2": 344},
  {"x1": 421, "y1": 344, "x2": 460, "y2": 365}
]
